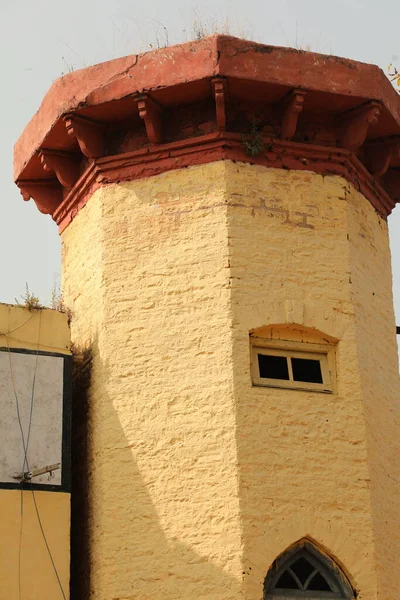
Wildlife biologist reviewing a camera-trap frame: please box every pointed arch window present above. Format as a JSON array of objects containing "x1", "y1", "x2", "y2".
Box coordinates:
[{"x1": 264, "y1": 541, "x2": 355, "y2": 599}]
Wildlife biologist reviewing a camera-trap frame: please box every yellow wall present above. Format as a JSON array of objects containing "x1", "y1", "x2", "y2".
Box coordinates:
[
  {"x1": 0, "y1": 303, "x2": 70, "y2": 354},
  {"x1": 0, "y1": 304, "x2": 71, "y2": 599},
  {"x1": 62, "y1": 166, "x2": 243, "y2": 599},
  {"x1": 0, "y1": 490, "x2": 70, "y2": 599},
  {"x1": 225, "y1": 164, "x2": 400, "y2": 599},
  {"x1": 61, "y1": 161, "x2": 400, "y2": 600}
]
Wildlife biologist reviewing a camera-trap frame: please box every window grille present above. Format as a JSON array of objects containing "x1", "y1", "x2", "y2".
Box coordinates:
[{"x1": 264, "y1": 541, "x2": 354, "y2": 599}]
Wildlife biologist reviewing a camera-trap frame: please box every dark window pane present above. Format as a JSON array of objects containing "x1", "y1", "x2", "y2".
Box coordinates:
[
  {"x1": 258, "y1": 354, "x2": 289, "y2": 380},
  {"x1": 291, "y1": 358, "x2": 323, "y2": 383},
  {"x1": 275, "y1": 570, "x2": 299, "y2": 589},
  {"x1": 290, "y1": 557, "x2": 315, "y2": 585},
  {"x1": 307, "y1": 571, "x2": 332, "y2": 591}
]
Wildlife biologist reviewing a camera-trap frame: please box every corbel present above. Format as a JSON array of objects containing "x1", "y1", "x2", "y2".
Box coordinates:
[
  {"x1": 64, "y1": 114, "x2": 105, "y2": 158},
  {"x1": 136, "y1": 94, "x2": 163, "y2": 143},
  {"x1": 211, "y1": 78, "x2": 228, "y2": 131},
  {"x1": 339, "y1": 101, "x2": 381, "y2": 152},
  {"x1": 363, "y1": 138, "x2": 400, "y2": 177},
  {"x1": 17, "y1": 179, "x2": 63, "y2": 215},
  {"x1": 38, "y1": 149, "x2": 81, "y2": 188},
  {"x1": 281, "y1": 89, "x2": 307, "y2": 141}
]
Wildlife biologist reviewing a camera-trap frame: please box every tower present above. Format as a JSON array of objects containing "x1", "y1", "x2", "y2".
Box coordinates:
[{"x1": 14, "y1": 36, "x2": 400, "y2": 600}]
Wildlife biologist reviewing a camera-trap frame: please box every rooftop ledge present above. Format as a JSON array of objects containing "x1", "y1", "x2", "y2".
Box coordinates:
[{"x1": 13, "y1": 35, "x2": 400, "y2": 231}]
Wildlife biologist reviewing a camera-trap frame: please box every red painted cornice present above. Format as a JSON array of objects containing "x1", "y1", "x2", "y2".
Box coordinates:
[
  {"x1": 13, "y1": 36, "x2": 400, "y2": 227},
  {"x1": 48, "y1": 133, "x2": 391, "y2": 232}
]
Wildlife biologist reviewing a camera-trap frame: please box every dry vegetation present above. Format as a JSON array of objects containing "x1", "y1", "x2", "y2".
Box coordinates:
[{"x1": 388, "y1": 64, "x2": 400, "y2": 93}]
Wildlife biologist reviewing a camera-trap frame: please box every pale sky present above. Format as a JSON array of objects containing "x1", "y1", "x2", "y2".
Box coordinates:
[{"x1": 1, "y1": 0, "x2": 399, "y2": 320}]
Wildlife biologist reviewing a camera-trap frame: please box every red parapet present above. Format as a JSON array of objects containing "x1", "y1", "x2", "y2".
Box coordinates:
[{"x1": 13, "y1": 35, "x2": 400, "y2": 229}]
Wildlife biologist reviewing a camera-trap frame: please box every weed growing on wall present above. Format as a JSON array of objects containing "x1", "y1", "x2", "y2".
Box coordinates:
[
  {"x1": 388, "y1": 64, "x2": 400, "y2": 93},
  {"x1": 15, "y1": 284, "x2": 43, "y2": 311},
  {"x1": 242, "y1": 123, "x2": 264, "y2": 157}
]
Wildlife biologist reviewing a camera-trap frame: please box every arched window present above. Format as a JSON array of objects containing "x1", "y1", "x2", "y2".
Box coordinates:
[{"x1": 264, "y1": 541, "x2": 355, "y2": 599}]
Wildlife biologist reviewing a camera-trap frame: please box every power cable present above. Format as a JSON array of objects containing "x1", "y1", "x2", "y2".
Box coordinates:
[
  {"x1": 5, "y1": 335, "x2": 29, "y2": 475},
  {"x1": 30, "y1": 486, "x2": 67, "y2": 600},
  {"x1": 1, "y1": 314, "x2": 34, "y2": 336},
  {"x1": 23, "y1": 311, "x2": 41, "y2": 474},
  {"x1": 18, "y1": 483, "x2": 24, "y2": 600},
  {"x1": 6, "y1": 333, "x2": 30, "y2": 600}
]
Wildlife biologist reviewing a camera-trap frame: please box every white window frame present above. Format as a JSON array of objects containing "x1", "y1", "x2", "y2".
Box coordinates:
[{"x1": 250, "y1": 338, "x2": 336, "y2": 393}]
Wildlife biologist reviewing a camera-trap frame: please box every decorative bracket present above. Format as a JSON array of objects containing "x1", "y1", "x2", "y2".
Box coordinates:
[
  {"x1": 17, "y1": 179, "x2": 63, "y2": 215},
  {"x1": 363, "y1": 138, "x2": 400, "y2": 177},
  {"x1": 136, "y1": 94, "x2": 163, "y2": 143},
  {"x1": 38, "y1": 149, "x2": 81, "y2": 188},
  {"x1": 281, "y1": 89, "x2": 307, "y2": 141},
  {"x1": 339, "y1": 101, "x2": 381, "y2": 152},
  {"x1": 64, "y1": 114, "x2": 105, "y2": 158},
  {"x1": 211, "y1": 78, "x2": 228, "y2": 131}
]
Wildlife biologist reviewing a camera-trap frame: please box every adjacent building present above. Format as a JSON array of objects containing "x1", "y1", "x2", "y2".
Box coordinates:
[{"x1": 0, "y1": 304, "x2": 71, "y2": 599}]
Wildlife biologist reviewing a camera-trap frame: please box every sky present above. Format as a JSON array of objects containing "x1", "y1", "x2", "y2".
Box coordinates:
[{"x1": 1, "y1": 0, "x2": 399, "y2": 318}]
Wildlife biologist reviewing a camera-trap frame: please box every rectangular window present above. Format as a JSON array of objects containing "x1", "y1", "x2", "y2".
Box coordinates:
[{"x1": 250, "y1": 340, "x2": 335, "y2": 393}]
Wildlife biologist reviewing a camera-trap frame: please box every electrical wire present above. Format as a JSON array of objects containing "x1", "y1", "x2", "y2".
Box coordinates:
[
  {"x1": 30, "y1": 485, "x2": 67, "y2": 600},
  {"x1": 6, "y1": 328, "x2": 32, "y2": 600},
  {"x1": 1, "y1": 314, "x2": 34, "y2": 337},
  {"x1": 5, "y1": 334, "x2": 29, "y2": 474},
  {"x1": 6, "y1": 310, "x2": 41, "y2": 475},
  {"x1": 23, "y1": 311, "x2": 41, "y2": 474},
  {"x1": 18, "y1": 483, "x2": 24, "y2": 600},
  {"x1": 6, "y1": 334, "x2": 29, "y2": 600}
]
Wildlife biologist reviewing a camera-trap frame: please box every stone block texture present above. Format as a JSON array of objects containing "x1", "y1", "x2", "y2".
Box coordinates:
[{"x1": 62, "y1": 161, "x2": 400, "y2": 600}]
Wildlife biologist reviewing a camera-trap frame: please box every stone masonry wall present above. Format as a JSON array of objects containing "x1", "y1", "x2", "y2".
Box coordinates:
[
  {"x1": 62, "y1": 163, "x2": 243, "y2": 600},
  {"x1": 62, "y1": 161, "x2": 400, "y2": 600},
  {"x1": 225, "y1": 162, "x2": 400, "y2": 600},
  {"x1": 347, "y1": 182, "x2": 400, "y2": 599}
]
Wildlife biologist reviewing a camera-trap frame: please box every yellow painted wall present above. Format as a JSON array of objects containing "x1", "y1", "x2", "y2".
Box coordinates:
[
  {"x1": 225, "y1": 164, "x2": 400, "y2": 600},
  {"x1": 61, "y1": 161, "x2": 400, "y2": 600},
  {"x1": 0, "y1": 303, "x2": 70, "y2": 354},
  {"x1": 0, "y1": 305, "x2": 71, "y2": 599},
  {"x1": 0, "y1": 490, "x2": 70, "y2": 599},
  {"x1": 62, "y1": 166, "x2": 243, "y2": 599},
  {"x1": 347, "y1": 185, "x2": 400, "y2": 599}
]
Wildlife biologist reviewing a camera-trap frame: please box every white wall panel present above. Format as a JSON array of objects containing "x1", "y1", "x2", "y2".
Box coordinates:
[{"x1": 0, "y1": 350, "x2": 64, "y2": 485}]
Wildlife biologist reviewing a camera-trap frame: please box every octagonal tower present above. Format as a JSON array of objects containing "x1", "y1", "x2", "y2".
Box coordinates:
[{"x1": 14, "y1": 36, "x2": 400, "y2": 600}]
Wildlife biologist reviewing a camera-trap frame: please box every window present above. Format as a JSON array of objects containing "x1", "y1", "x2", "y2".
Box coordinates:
[
  {"x1": 250, "y1": 339, "x2": 335, "y2": 393},
  {"x1": 264, "y1": 541, "x2": 354, "y2": 599}
]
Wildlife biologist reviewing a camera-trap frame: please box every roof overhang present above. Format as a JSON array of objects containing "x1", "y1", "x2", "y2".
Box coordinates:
[{"x1": 14, "y1": 35, "x2": 400, "y2": 230}]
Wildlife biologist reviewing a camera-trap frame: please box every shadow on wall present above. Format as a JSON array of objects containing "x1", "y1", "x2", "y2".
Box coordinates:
[
  {"x1": 70, "y1": 347, "x2": 91, "y2": 600},
  {"x1": 70, "y1": 338, "x2": 242, "y2": 600}
]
